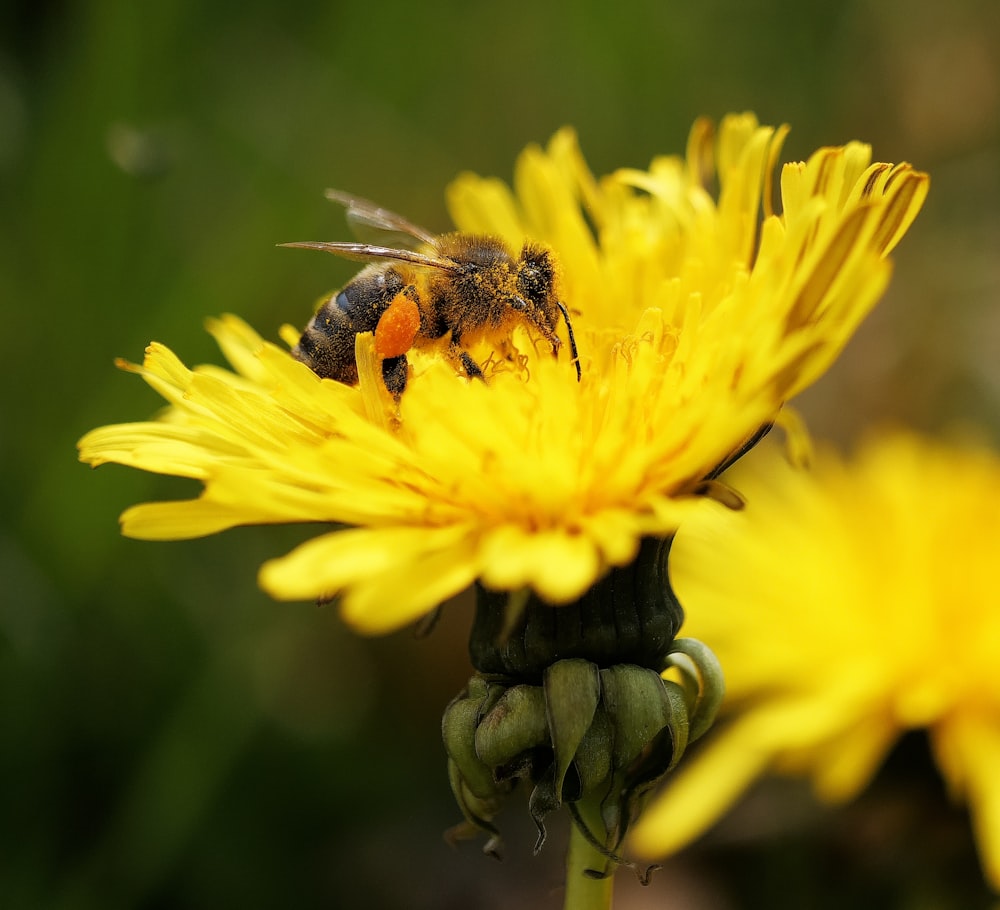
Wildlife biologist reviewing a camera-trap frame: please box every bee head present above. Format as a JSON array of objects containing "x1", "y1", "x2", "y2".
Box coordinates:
[
  {"x1": 516, "y1": 244, "x2": 557, "y2": 315},
  {"x1": 515, "y1": 243, "x2": 580, "y2": 381}
]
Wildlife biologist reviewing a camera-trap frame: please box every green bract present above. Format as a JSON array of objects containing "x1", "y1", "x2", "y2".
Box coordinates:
[
  {"x1": 442, "y1": 540, "x2": 724, "y2": 877},
  {"x1": 443, "y1": 647, "x2": 722, "y2": 874}
]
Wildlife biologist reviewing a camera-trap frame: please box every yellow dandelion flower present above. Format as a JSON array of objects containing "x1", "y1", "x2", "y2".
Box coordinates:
[
  {"x1": 631, "y1": 430, "x2": 1000, "y2": 892},
  {"x1": 78, "y1": 114, "x2": 928, "y2": 634}
]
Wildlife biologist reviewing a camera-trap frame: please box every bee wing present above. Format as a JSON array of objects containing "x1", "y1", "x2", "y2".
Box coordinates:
[
  {"x1": 278, "y1": 241, "x2": 461, "y2": 272},
  {"x1": 325, "y1": 189, "x2": 439, "y2": 249}
]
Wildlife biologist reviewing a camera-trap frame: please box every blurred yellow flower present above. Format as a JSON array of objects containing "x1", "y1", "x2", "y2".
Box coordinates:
[
  {"x1": 632, "y1": 431, "x2": 1000, "y2": 891},
  {"x1": 78, "y1": 114, "x2": 928, "y2": 634}
]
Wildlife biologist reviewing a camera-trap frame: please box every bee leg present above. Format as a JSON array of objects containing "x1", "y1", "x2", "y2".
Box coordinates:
[
  {"x1": 381, "y1": 354, "x2": 409, "y2": 398},
  {"x1": 555, "y1": 301, "x2": 582, "y2": 381},
  {"x1": 457, "y1": 349, "x2": 486, "y2": 382}
]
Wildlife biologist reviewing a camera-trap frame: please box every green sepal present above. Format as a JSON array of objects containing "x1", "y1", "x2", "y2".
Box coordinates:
[
  {"x1": 572, "y1": 703, "x2": 613, "y2": 796},
  {"x1": 474, "y1": 684, "x2": 549, "y2": 769},
  {"x1": 665, "y1": 637, "x2": 724, "y2": 742},
  {"x1": 543, "y1": 658, "x2": 601, "y2": 801},
  {"x1": 444, "y1": 757, "x2": 507, "y2": 858},
  {"x1": 442, "y1": 685, "x2": 500, "y2": 801},
  {"x1": 527, "y1": 767, "x2": 560, "y2": 854},
  {"x1": 659, "y1": 678, "x2": 690, "y2": 772},
  {"x1": 523, "y1": 660, "x2": 603, "y2": 856},
  {"x1": 599, "y1": 665, "x2": 674, "y2": 770}
]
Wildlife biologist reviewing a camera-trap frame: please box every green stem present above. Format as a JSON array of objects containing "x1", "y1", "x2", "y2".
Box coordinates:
[{"x1": 563, "y1": 798, "x2": 614, "y2": 910}]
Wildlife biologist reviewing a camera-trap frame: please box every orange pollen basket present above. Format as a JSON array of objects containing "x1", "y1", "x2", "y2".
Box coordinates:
[{"x1": 374, "y1": 296, "x2": 421, "y2": 358}]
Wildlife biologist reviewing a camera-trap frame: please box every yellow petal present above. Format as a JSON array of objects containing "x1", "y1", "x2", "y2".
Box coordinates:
[
  {"x1": 121, "y1": 498, "x2": 247, "y2": 539},
  {"x1": 932, "y1": 716, "x2": 1000, "y2": 891},
  {"x1": 479, "y1": 525, "x2": 602, "y2": 603},
  {"x1": 259, "y1": 524, "x2": 480, "y2": 633},
  {"x1": 630, "y1": 716, "x2": 774, "y2": 857}
]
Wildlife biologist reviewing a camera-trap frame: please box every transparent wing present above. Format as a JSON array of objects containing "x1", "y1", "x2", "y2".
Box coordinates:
[
  {"x1": 325, "y1": 189, "x2": 439, "y2": 249},
  {"x1": 278, "y1": 241, "x2": 461, "y2": 272}
]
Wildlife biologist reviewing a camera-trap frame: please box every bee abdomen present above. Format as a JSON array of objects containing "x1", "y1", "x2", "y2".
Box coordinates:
[
  {"x1": 294, "y1": 303, "x2": 360, "y2": 383},
  {"x1": 293, "y1": 267, "x2": 406, "y2": 384}
]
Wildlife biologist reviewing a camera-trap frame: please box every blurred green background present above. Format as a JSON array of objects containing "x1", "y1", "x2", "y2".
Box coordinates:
[{"x1": 1, "y1": 1, "x2": 998, "y2": 907}]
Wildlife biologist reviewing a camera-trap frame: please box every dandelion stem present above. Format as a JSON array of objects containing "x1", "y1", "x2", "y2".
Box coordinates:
[{"x1": 563, "y1": 796, "x2": 615, "y2": 910}]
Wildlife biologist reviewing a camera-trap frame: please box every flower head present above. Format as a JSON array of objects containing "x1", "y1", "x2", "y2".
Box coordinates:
[
  {"x1": 631, "y1": 430, "x2": 1000, "y2": 891},
  {"x1": 78, "y1": 114, "x2": 928, "y2": 633}
]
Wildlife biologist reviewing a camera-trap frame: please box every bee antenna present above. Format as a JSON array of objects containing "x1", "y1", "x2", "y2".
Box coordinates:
[{"x1": 556, "y1": 301, "x2": 581, "y2": 381}]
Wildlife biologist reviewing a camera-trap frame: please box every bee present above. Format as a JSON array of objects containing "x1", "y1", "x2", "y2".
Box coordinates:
[{"x1": 282, "y1": 190, "x2": 580, "y2": 397}]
